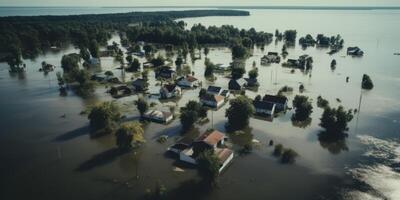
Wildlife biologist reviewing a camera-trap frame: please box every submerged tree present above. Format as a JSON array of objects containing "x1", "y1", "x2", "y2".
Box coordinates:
[
  {"x1": 88, "y1": 102, "x2": 121, "y2": 136},
  {"x1": 179, "y1": 101, "x2": 206, "y2": 132},
  {"x1": 135, "y1": 97, "x2": 149, "y2": 117},
  {"x1": 319, "y1": 106, "x2": 354, "y2": 136},
  {"x1": 115, "y1": 121, "x2": 145, "y2": 151},
  {"x1": 361, "y1": 74, "x2": 374, "y2": 90},
  {"x1": 197, "y1": 150, "x2": 220, "y2": 186},
  {"x1": 292, "y1": 95, "x2": 313, "y2": 121},
  {"x1": 225, "y1": 95, "x2": 255, "y2": 131}
]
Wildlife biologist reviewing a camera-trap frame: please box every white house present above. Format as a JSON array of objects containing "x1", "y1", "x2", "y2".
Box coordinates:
[
  {"x1": 160, "y1": 84, "x2": 182, "y2": 99},
  {"x1": 176, "y1": 75, "x2": 199, "y2": 88},
  {"x1": 143, "y1": 110, "x2": 173, "y2": 123},
  {"x1": 200, "y1": 94, "x2": 225, "y2": 109}
]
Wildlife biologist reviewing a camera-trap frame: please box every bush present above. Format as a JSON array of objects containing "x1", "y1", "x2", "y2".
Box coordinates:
[
  {"x1": 281, "y1": 149, "x2": 298, "y2": 164},
  {"x1": 273, "y1": 144, "x2": 284, "y2": 157},
  {"x1": 115, "y1": 121, "x2": 144, "y2": 150},
  {"x1": 292, "y1": 95, "x2": 313, "y2": 121}
]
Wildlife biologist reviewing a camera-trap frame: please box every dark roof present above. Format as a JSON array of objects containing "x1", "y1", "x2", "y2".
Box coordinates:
[
  {"x1": 163, "y1": 84, "x2": 177, "y2": 92},
  {"x1": 207, "y1": 86, "x2": 222, "y2": 93},
  {"x1": 228, "y1": 79, "x2": 244, "y2": 90},
  {"x1": 132, "y1": 79, "x2": 146, "y2": 87},
  {"x1": 263, "y1": 95, "x2": 288, "y2": 105},
  {"x1": 201, "y1": 94, "x2": 224, "y2": 103},
  {"x1": 253, "y1": 100, "x2": 275, "y2": 110},
  {"x1": 244, "y1": 78, "x2": 258, "y2": 85},
  {"x1": 268, "y1": 52, "x2": 279, "y2": 56}
]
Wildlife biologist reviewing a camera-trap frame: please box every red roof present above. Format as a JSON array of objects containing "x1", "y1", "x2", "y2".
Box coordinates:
[
  {"x1": 215, "y1": 148, "x2": 233, "y2": 163},
  {"x1": 197, "y1": 130, "x2": 225, "y2": 145},
  {"x1": 186, "y1": 75, "x2": 198, "y2": 82}
]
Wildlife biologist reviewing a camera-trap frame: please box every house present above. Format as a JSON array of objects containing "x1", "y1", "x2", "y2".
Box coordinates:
[
  {"x1": 169, "y1": 130, "x2": 234, "y2": 172},
  {"x1": 261, "y1": 52, "x2": 281, "y2": 65},
  {"x1": 220, "y1": 89, "x2": 230, "y2": 98},
  {"x1": 85, "y1": 58, "x2": 101, "y2": 67},
  {"x1": 167, "y1": 137, "x2": 194, "y2": 154},
  {"x1": 200, "y1": 94, "x2": 225, "y2": 108},
  {"x1": 262, "y1": 94, "x2": 288, "y2": 112},
  {"x1": 109, "y1": 85, "x2": 133, "y2": 98},
  {"x1": 244, "y1": 78, "x2": 259, "y2": 87},
  {"x1": 143, "y1": 110, "x2": 173, "y2": 123},
  {"x1": 228, "y1": 79, "x2": 246, "y2": 91},
  {"x1": 253, "y1": 100, "x2": 276, "y2": 116},
  {"x1": 215, "y1": 148, "x2": 234, "y2": 172},
  {"x1": 176, "y1": 75, "x2": 199, "y2": 88},
  {"x1": 160, "y1": 84, "x2": 182, "y2": 99},
  {"x1": 132, "y1": 78, "x2": 148, "y2": 91},
  {"x1": 347, "y1": 47, "x2": 364, "y2": 56},
  {"x1": 156, "y1": 67, "x2": 176, "y2": 79},
  {"x1": 283, "y1": 59, "x2": 300, "y2": 67},
  {"x1": 143, "y1": 62, "x2": 154, "y2": 68},
  {"x1": 215, "y1": 63, "x2": 231, "y2": 71},
  {"x1": 207, "y1": 86, "x2": 222, "y2": 95}
]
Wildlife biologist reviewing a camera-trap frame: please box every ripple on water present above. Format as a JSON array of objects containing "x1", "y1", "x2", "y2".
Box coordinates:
[{"x1": 344, "y1": 135, "x2": 400, "y2": 200}]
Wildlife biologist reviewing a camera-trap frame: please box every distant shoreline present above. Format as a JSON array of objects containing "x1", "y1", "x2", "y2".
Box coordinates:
[{"x1": 0, "y1": 6, "x2": 400, "y2": 10}]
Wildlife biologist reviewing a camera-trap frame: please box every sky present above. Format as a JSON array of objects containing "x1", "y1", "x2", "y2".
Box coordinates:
[{"x1": 0, "y1": 0, "x2": 399, "y2": 7}]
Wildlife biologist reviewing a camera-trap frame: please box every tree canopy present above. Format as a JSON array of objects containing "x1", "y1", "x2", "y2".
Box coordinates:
[{"x1": 225, "y1": 95, "x2": 254, "y2": 131}]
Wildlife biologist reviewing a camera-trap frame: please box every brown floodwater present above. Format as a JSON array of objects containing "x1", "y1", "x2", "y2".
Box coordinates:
[{"x1": 1, "y1": 8, "x2": 400, "y2": 200}]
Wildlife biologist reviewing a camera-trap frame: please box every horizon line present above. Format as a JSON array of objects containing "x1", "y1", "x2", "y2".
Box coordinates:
[{"x1": 0, "y1": 5, "x2": 400, "y2": 10}]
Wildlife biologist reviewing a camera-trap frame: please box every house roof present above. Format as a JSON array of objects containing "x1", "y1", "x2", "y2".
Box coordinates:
[
  {"x1": 185, "y1": 75, "x2": 198, "y2": 82},
  {"x1": 215, "y1": 148, "x2": 233, "y2": 163},
  {"x1": 144, "y1": 110, "x2": 172, "y2": 120},
  {"x1": 196, "y1": 130, "x2": 225, "y2": 146},
  {"x1": 201, "y1": 94, "x2": 224, "y2": 103},
  {"x1": 220, "y1": 90, "x2": 230, "y2": 97},
  {"x1": 163, "y1": 84, "x2": 178, "y2": 92},
  {"x1": 132, "y1": 78, "x2": 146, "y2": 87},
  {"x1": 268, "y1": 52, "x2": 279, "y2": 56},
  {"x1": 253, "y1": 100, "x2": 275, "y2": 110},
  {"x1": 207, "y1": 86, "x2": 222, "y2": 93},
  {"x1": 263, "y1": 95, "x2": 288, "y2": 105},
  {"x1": 244, "y1": 78, "x2": 258, "y2": 85},
  {"x1": 229, "y1": 79, "x2": 245, "y2": 90}
]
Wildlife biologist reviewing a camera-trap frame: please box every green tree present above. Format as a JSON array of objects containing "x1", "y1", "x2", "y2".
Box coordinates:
[
  {"x1": 143, "y1": 44, "x2": 154, "y2": 55},
  {"x1": 89, "y1": 39, "x2": 100, "y2": 58},
  {"x1": 88, "y1": 102, "x2": 121, "y2": 136},
  {"x1": 231, "y1": 66, "x2": 246, "y2": 79},
  {"x1": 127, "y1": 58, "x2": 141, "y2": 72},
  {"x1": 231, "y1": 44, "x2": 248, "y2": 59},
  {"x1": 225, "y1": 96, "x2": 255, "y2": 131},
  {"x1": 80, "y1": 47, "x2": 91, "y2": 61},
  {"x1": 319, "y1": 106, "x2": 354, "y2": 135},
  {"x1": 292, "y1": 95, "x2": 313, "y2": 121},
  {"x1": 61, "y1": 53, "x2": 80, "y2": 72},
  {"x1": 115, "y1": 121, "x2": 145, "y2": 150},
  {"x1": 126, "y1": 54, "x2": 133, "y2": 64},
  {"x1": 197, "y1": 150, "x2": 220, "y2": 186},
  {"x1": 273, "y1": 144, "x2": 284, "y2": 157},
  {"x1": 204, "y1": 58, "x2": 215, "y2": 77},
  {"x1": 135, "y1": 97, "x2": 149, "y2": 117},
  {"x1": 362, "y1": 74, "x2": 374, "y2": 90},
  {"x1": 248, "y1": 68, "x2": 258, "y2": 79},
  {"x1": 204, "y1": 47, "x2": 210, "y2": 57},
  {"x1": 281, "y1": 149, "x2": 298, "y2": 164}
]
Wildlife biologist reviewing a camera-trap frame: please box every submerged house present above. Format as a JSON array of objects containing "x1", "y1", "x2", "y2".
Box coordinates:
[
  {"x1": 262, "y1": 95, "x2": 288, "y2": 112},
  {"x1": 132, "y1": 78, "x2": 148, "y2": 92},
  {"x1": 200, "y1": 94, "x2": 225, "y2": 109},
  {"x1": 207, "y1": 86, "x2": 222, "y2": 95},
  {"x1": 160, "y1": 84, "x2": 182, "y2": 99},
  {"x1": 253, "y1": 100, "x2": 276, "y2": 117},
  {"x1": 156, "y1": 67, "x2": 176, "y2": 79},
  {"x1": 347, "y1": 47, "x2": 364, "y2": 56},
  {"x1": 261, "y1": 52, "x2": 281, "y2": 65},
  {"x1": 109, "y1": 85, "x2": 132, "y2": 98},
  {"x1": 143, "y1": 110, "x2": 173, "y2": 123},
  {"x1": 228, "y1": 79, "x2": 246, "y2": 91},
  {"x1": 170, "y1": 130, "x2": 233, "y2": 173},
  {"x1": 176, "y1": 75, "x2": 199, "y2": 88}
]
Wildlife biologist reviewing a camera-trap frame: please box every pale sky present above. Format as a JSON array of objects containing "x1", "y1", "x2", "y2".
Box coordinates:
[{"x1": 0, "y1": 0, "x2": 399, "y2": 7}]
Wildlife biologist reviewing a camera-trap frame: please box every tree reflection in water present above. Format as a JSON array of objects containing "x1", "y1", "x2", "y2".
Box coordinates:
[{"x1": 318, "y1": 131, "x2": 349, "y2": 154}]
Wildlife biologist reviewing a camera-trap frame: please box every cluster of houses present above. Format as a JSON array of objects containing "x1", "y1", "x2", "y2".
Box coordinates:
[
  {"x1": 168, "y1": 130, "x2": 234, "y2": 173},
  {"x1": 282, "y1": 54, "x2": 313, "y2": 70},
  {"x1": 261, "y1": 52, "x2": 281, "y2": 65},
  {"x1": 200, "y1": 86, "x2": 230, "y2": 109}
]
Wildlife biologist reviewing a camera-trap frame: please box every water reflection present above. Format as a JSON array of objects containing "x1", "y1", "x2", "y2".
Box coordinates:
[
  {"x1": 291, "y1": 118, "x2": 312, "y2": 128},
  {"x1": 318, "y1": 131, "x2": 349, "y2": 154}
]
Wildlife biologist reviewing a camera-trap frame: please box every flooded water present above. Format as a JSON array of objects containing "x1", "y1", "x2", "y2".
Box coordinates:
[{"x1": 1, "y1": 8, "x2": 400, "y2": 200}]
